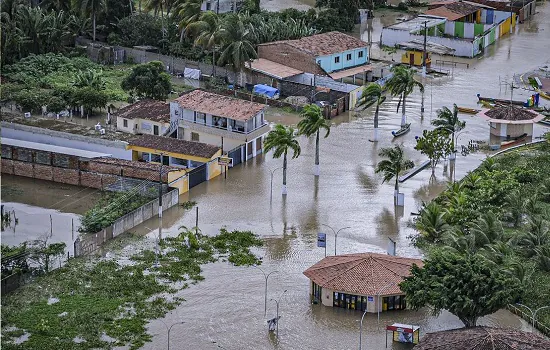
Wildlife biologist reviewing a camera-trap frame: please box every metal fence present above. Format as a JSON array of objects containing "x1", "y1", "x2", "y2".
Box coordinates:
[{"x1": 507, "y1": 304, "x2": 550, "y2": 337}]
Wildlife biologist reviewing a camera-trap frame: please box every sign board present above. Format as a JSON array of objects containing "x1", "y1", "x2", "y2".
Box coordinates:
[
  {"x1": 24, "y1": 112, "x2": 31, "y2": 118},
  {"x1": 367, "y1": 296, "x2": 374, "y2": 302},
  {"x1": 317, "y1": 233, "x2": 326, "y2": 248},
  {"x1": 218, "y1": 156, "x2": 233, "y2": 167}
]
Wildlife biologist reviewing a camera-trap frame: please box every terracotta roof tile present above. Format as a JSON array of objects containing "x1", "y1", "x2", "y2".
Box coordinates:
[
  {"x1": 259, "y1": 32, "x2": 368, "y2": 57},
  {"x1": 114, "y1": 99, "x2": 170, "y2": 123},
  {"x1": 303, "y1": 253, "x2": 423, "y2": 296},
  {"x1": 174, "y1": 90, "x2": 266, "y2": 121},
  {"x1": 485, "y1": 106, "x2": 539, "y2": 121},
  {"x1": 414, "y1": 327, "x2": 550, "y2": 349},
  {"x1": 128, "y1": 134, "x2": 220, "y2": 159},
  {"x1": 425, "y1": 1, "x2": 480, "y2": 20}
]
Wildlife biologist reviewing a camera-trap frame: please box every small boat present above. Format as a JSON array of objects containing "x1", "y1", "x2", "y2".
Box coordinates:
[
  {"x1": 392, "y1": 123, "x2": 411, "y2": 138},
  {"x1": 477, "y1": 95, "x2": 525, "y2": 106},
  {"x1": 457, "y1": 106, "x2": 481, "y2": 114}
]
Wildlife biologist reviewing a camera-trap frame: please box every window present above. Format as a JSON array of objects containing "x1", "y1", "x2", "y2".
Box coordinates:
[
  {"x1": 206, "y1": 1, "x2": 211, "y2": 10},
  {"x1": 334, "y1": 56, "x2": 340, "y2": 64},
  {"x1": 123, "y1": 119, "x2": 128, "y2": 128},
  {"x1": 191, "y1": 132, "x2": 200, "y2": 142},
  {"x1": 153, "y1": 125, "x2": 159, "y2": 135},
  {"x1": 346, "y1": 53, "x2": 352, "y2": 61},
  {"x1": 212, "y1": 116, "x2": 227, "y2": 128},
  {"x1": 195, "y1": 112, "x2": 206, "y2": 124},
  {"x1": 150, "y1": 154, "x2": 161, "y2": 163},
  {"x1": 162, "y1": 155, "x2": 169, "y2": 166},
  {"x1": 358, "y1": 50, "x2": 364, "y2": 58}
]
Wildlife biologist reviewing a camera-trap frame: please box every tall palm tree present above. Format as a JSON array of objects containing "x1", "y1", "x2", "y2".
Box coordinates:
[
  {"x1": 75, "y1": 0, "x2": 106, "y2": 42},
  {"x1": 264, "y1": 124, "x2": 301, "y2": 195},
  {"x1": 432, "y1": 104, "x2": 466, "y2": 160},
  {"x1": 386, "y1": 65, "x2": 424, "y2": 127},
  {"x1": 174, "y1": 0, "x2": 202, "y2": 41},
  {"x1": 15, "y1": 6, "x2": 50, "y2": 55},
  {"x1": 375, "y1": 144, "x2": 414, "y2": 198},
  {"x1": 297, "y1": 104, "x2": 330, "y2": 176},
  {"x1": 217, "y1": 14, "x2": 257, "y2": 84},
  {"x1": 186, "y1": 11, "x2": 221, "y2": 75},
  {"x1": 416, "y1": 201, "x2": 449, "y2": 244},
  {"x1": 357, "y1": 82, "x2": 385, "y2": 142}
]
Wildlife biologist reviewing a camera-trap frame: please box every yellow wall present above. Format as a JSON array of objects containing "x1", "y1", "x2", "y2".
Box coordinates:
[
  {"x1": 168, "y1": 170, "x2": 189, "y2": 195},
  {"x1": 476, "y1": 10, "x2": 481, "y2": 23},
  {"x1": 401, "y1": 51, "x2": 430, "y2": 66}
]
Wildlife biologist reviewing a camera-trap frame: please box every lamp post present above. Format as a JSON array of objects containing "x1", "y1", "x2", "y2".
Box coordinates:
[
  {"x1": 321, "y1": 224, "x2": 351, "y2": 255},
  {"x1": 376, "y1": 282, "x2": 396, "y2": 327},
  {"x1": 359, "y1": 306, "x2": 369, "y2": 350},
  {"x1": 255, "y1": 266, "x2": 278, "y2": 316},
  {"x1": 270, "y1": 290, "x2": 288, "y2": 336},
  {"x1": 270, "y1": 167, "x2": 283, "y2": 203},
  {"x1": 158, "y1": 320, "x2": 185, "y2": 350}
]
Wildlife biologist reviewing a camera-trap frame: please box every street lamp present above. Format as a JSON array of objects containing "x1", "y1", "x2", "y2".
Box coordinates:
[
  {"x1": 255, "y1": 266, "x2": 278, "y2": 316},
  {"x1": 359, "y1": 306, "x2": 369, "y2": 350},
  {"x1": 270, "y1": 167, "x2": 283, "y2": 203},
  {"x1": 321, "y1": 224, "x2": 351, "y2": 255},
  {"x1": 270, "y1": 289, "x2": 288, "y2": 336},
  {"x1": 158, "y1": 320, "x2": 185, "y2": 350}
]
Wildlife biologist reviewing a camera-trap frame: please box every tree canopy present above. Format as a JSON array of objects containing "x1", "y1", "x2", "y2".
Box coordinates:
[
  {"x1": 121, "y1": 61, "x2": 172, "y2": 100},
  {"x1": 400, "y1": 250, "x2": 522, "y2": 328}
]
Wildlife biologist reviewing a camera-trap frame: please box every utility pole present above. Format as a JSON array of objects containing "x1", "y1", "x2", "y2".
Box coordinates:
[
  {"x1": 422, "y1": 21, "x2": 428, "y2": 77},
  {"x1": 158, "y1": 158, "x2": 163, "y2": 243}
]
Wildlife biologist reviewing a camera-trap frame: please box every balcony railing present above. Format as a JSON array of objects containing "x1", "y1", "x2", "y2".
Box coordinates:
[
  {"x1": 178, "y1": 118, "x2": 267, "y2": 135},
  {"x1": 178, "y1": 119, "x2": 270, "y2": 142}
]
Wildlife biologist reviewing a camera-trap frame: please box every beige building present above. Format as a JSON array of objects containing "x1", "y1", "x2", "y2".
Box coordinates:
[
  {"x1": 170, "y1": 90, "x2": 269, "y2": 165},
  {"x1": 477, "y1": 106, "x2": 545, "y2": 138},
  {"x1": 116, "y1": 99, "x2": 170, "y2": 136},
  {"x1": 303, "y1": 252, "x2": 423, "y2": 313}
]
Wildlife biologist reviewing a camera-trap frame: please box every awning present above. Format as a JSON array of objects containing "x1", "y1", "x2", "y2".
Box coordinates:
[
  {"x1": 248, "y1": 58, "x2": 302, "y2": 79},
  {"x1": 328, "y1": 65, "x2": 373, "y2": 80}
]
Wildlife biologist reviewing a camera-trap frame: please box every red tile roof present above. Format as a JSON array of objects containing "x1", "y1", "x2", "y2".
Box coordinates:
[
  {"x1": 174, "y1": 90, "x2": 266, "y2": 121},
  {"x1": 414, "y1": 327, "x2": 550, "y2": 350},
  {"x1": 425, "y1": 1, "x2": 480, "y2": 20},
  {"x1": 303, "y1": 252, "x2": 423, "y2": 296},
  {"x1": 259, "y1": 32, "x2": 368, "y2": 57},
  {"x1": 114, "y1": 99, "x2": 170, "y2": 123},
  {"x1": 128, "y1": 134, "x2": 220, "y2": 159}
]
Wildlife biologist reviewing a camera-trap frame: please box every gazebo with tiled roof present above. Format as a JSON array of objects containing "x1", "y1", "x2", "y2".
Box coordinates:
[
  {"x1": 476, "y1": 106, "x2": 545, "y2": 138},
  {"x1": 303, "y1": 252, "x2": 423, "y2": 313},
  {"x1": 413, "y1": 326, "x2": 550, "y2": 350}
]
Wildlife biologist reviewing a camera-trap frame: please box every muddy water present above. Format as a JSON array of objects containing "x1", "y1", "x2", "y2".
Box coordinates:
[
  {"x1": 1, "y1": 175, "x2": 102, "y2": 254},
  {"x1": 136, "y1": 4, "x2": 550, "y2": 349}
]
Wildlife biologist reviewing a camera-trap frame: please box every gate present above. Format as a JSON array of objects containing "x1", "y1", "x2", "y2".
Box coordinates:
[
  {"x1": 228, "y1": 146, "x2": 243, "y2": 166},
  {"x1": 188, "y1": 163, "x2": 207, "y2": 188}
]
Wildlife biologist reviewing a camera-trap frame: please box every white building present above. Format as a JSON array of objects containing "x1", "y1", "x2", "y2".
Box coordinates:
[
  {"x1": 170, "y1": 90, "x2": 269, "y2": 164},
  {"x1": 116, "y1": 99, "x2": 170, "y2": 136},
  {"x1": 201, "y1": 0, "x2": 243, "y2": 13}
]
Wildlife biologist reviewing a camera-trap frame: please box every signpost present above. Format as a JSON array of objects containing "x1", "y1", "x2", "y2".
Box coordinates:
[
  {"x1": 218, "y1": 156, "x2": 233, "y2": 179},
  {"x1": 317, "y1": 233, "x2": 327, "y2": 257}
]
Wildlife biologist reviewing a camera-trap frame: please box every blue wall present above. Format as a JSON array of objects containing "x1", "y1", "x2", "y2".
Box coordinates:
[{"x1": 316, "y1": 47, "x2": 368, "y2": 73}]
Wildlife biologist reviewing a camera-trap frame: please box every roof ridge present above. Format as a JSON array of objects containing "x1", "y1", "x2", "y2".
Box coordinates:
[{"x1": 316, "y1": 259, "x2": 367, "y2": 286}]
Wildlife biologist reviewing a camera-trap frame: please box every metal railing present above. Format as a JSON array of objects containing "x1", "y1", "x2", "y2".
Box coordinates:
[
  {"x1": 178, "y1": 118, "x2": 267, "y2": 135},
  {"x1": 507, "y1": 304, "x2": 550, "y2": 336}
]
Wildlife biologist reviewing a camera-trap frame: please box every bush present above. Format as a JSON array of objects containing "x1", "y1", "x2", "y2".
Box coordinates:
[{"x1": 12, "y1": 89, "x2": 51, "y2": 113}]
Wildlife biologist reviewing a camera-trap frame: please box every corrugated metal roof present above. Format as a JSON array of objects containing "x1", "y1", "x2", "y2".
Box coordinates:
[
  {"x1": 329, "y1": 65, "x2": 374, "y2": 80},
  {"x1": 2, "y1": 138, "x2": 111, "y2": 159},
  {"x1": 248, "y1": 58, "x2": 302, "y2": 79}
]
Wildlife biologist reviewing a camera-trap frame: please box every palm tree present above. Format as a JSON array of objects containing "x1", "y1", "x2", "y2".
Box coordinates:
[
  {"x1": 174, "y1": 0, "x2": 202, "y2": 41},
  {"x1": 73, "y1": 69, "x2": 106, "y2": 90},
  {"x1": 264, "y1": 124, "x2": 301, "y2": 195},
  {"x1": 217, "y1": 14, "x2": 257, "y2": 84},
  {"x1": 386, "y1": 65, "x2": 424, "y2": 127},
  {"x1": 416, "y1": 201, "x2": 449, "y2": 244},
  {"x1": 74, "y1": 0, "x2": 106, "y2": 42},
  {"x1": 357, "y1": 82, "x2": 385, "y2": 142},
  {"x1": 375, "y1": 144, "x2": 414, "y2": 199},
  {"x1": 186, "y1": 11, "x2": 221, "y2": 76},
  {"x1": 432, "y1": 104, "x2": 466, "y2": 160},
  {"x1": 297, "y1": 104, "x2": 330, "y2": 176}
]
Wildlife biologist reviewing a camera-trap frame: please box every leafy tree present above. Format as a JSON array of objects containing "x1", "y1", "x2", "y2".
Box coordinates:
[
  {"x1": 109, "y1": 13, "x2": 164, "y2": 47},
  {"x1": 47, "y1": 95, "x2": 67, "y2": 114},
  {"x1": 13, "y1": 89, "x2": 51, "y2": 113},
  {"x1": 400, "y1": 250, "x2": 522, "y2": 327},
  {"x1": 73, "y1": 69, "x2": 106, "y2": 90},
  {"x1": 415, "y1": 128, "x2": 453, "y2": 176},
  {"x1": 174, "y1": 0, "x2": 202, "y2": 41},
  {"x1": 73, "y1": 87, "x2": 109, "y2": 115},
  {"x1": 264, "y1": 124, "x2": 301, "y2": 195},
  {"x1": 121, "y1": 61, "x2": 172, "y2": 100},
  {"x1": 74, "y1": 0, "x2": 106, "y2": 42},
  {"x1": 29, "y1": 240, "x2": 67, "y2": 273},
  {"x1": 386, "y1": 65, "x2": 424, "y2": 126},
  {"x1": 217, "y1": 14, "x2": 257, "y2": 72},
  {"x1": 297, "y1": 104, "x2": 330, "y2": 176},
  {"x1": 415, "y1": 201, "x2": 449, "y2": 244},
  {"x1": 357, "y1": 82, "x2": 385, "y2": 142},
  {"x1": 432, "y1": 104, "x2": 466, "y2": 158},
  {"x1": 375, "y1": 144, "x2": 414, "y2": 198},
  {"x1": 315, "y1": 0, "x2": 358, "y2": 32},
  {"x1": 313, "y1": 8, "x2": 353, "y2": 32}
]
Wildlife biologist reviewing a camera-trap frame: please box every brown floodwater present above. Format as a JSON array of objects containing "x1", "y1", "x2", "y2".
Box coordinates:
[{"x1": 137, "y1": 3, "x2": 550, "y2": 349}]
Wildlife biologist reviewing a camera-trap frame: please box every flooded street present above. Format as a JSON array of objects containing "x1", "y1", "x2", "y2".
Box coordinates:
[{"x1": 138, "y1": 3, "x2": 550, "y2": 350}]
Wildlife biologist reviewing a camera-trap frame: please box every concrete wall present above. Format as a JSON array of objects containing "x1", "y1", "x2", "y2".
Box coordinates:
[
  {"x1": 74, "y1": 189, "x2": 179, "y2": 256},
  {"x1": 117, "y1": 116, "x2": 137, "y2": 134},
  {"x1": 316, "y1": 47, "x2": 368, "y2": 73},
  {"x1": 1, "y1": 122, "x2": 131, "y2": 160}
]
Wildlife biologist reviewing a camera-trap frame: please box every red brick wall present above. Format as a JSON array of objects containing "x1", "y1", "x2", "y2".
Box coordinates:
[
  {"x1": 52, "y1": 167, "x2": 80, "y2": 185},
  {"x1": 1, "y1": 159, "x2": 14, "y2": 174},
  {"x1": 13, "y1": 161, "x2": 33, "y2": 178},
  {"x1": 34, "y1": 164, "x2": 54, "y2": 181},
  {"x1": 80, "y1": 172, "x2": 103, "y2": 189},
  {"x1": 257, "y1": 43, "x2": 325, "y2": 75}
]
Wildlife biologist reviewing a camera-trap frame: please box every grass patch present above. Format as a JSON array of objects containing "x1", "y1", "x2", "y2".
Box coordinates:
[{"x1": 1, "y1": 228, "x2": 263, "y2": 349}]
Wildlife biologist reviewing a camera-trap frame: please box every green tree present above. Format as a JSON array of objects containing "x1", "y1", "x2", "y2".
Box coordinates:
[
  {"x1": 73, "y1": 87, "x2": 108, "y2": 116},
  {"x1": 186, "y1": 11, "x2": 221, "y2": 75},
  {"x1": 400, "y1": 251, "x2": 522, "y2": 327},
  {"x1": 375, "y1": 144, "x2": 414, "y2": 198},
  {"x1": 74, "y1": 0, "x2": 106, "y2": 42},
  {"x1": 414, "y1": 128, "x2": 453, "y2": 176},
  {"x1": 217, "y1": 13, "x2": 257, "y2": 77},
  {"x1": 73, "y1": 69, "x2": 106, "y2": 90},
  {"x1": 357, "y1": 82, "x2": 385, "y2": 142},
  {"x1": 121, "y1": 61, "x2": 172, "y2": 100},
  {"x1": 30, "y1": 241, "x2": 67, "y2": 273},
  {"x1": 297, "y1": 104, "x2": 330, "y2": 176},
  {"x1": 174, "y1": 0, "x2": 202, "y2": 41},
  {"x1": 264, "y1": 124, "x2": 301, "y2": 195},
  {"x1": 432, "y1": 104, "x2": 466, "y2": 159},
  {"x1": 415, "y1": 201, "x2": 449, "y2": 244},
  {"x1": 315, "y1": 0, "x2": 357, "y2": 32},
  {"x1": 386, "y1": 65, "x2": 424, "y2": 126}
]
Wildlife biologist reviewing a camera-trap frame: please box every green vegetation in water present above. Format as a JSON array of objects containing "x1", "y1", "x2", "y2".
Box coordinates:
[
  {"x1": 412, "y1": 139, "x2": 550, "y2": 330},
  {"x1": 1, "y1": 228, "x2": 263, "y2": 349},
  {"x1": 79, "y1": 191, "x2": 153, "y2": 233},
  {"x1": 179, "y1": 200, "x2": 197, "y2": 210}
]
